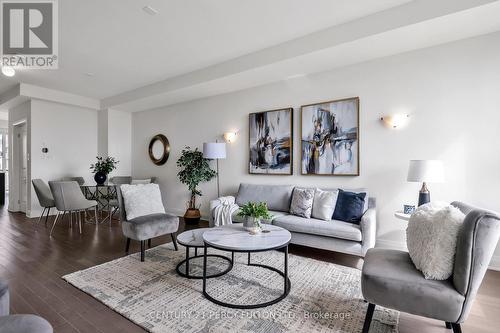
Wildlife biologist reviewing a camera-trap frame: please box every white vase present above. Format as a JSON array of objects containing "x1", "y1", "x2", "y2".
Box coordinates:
[{"x1": 243, "y1": 216, "x2": 261, "y2": 233}]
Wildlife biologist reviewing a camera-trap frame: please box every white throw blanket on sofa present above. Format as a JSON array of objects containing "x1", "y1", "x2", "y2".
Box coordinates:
[{"x1": 213, "y1": 196, "x2": 239, "y2": 226}]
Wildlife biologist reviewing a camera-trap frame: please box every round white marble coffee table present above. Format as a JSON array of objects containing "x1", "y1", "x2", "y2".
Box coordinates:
[
  {"x1": 175, "y1": 228, "x2": 233, "y2": 279},
  {"x1": 202, "y1": 224, "x2": 292, "y2": 309}
]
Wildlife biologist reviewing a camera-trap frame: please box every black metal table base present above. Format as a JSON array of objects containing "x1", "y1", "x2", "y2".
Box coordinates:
[
  {"x1": 202, "y1": 244, "x2": 290, "y2": 309},
  {"x1": 176, "y1": 246, "x2": 233, "y2": 279}
]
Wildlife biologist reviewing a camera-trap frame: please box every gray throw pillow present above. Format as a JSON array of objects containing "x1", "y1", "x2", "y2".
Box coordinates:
[
  {"x1": 289, "y1": 188, "x2": 315, "y2": 218},
  {"x1": 312, "y1": 189, "x2": 338, "y2": 221}
]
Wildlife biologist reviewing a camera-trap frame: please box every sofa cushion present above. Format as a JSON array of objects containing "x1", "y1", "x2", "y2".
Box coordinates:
[
  {"x1": 289, "y1": 188, "x2": 314, "y2": 218},
  {"x1": 312, "y1": 189, "x2": 338, "y2": 221},
  {"x1": 362, "y1": 248, "x2": 464, "y2": 322},
  {"x1": 122, "y1": 213, "x2": 179, "y2": 240},
  {"x1": 333, "y1": 190, "x2": 366, "y2": 223},
  {"x1": 273, "y1": 214, "x2": 362, "y2": 242},
  {"x1": 231, "y1": 210, "x2": 288, "y2": 224},
  {"x1": 322, "y1": 187, "x2": 369, "y2": 213},
  {"x1": 236, "y1": 183, "x2": 294, "y2": 212},
  {"x1": 120, "y1": 184, "x2": 165, "y2": 220}
]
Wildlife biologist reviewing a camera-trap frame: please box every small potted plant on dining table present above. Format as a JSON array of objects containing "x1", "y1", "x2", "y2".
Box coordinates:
[
  {"x1": 90, "y1": 156, "x2": 119, "y2": 185},
  {"x1": 237, "y1": 202, "x2": 272, "y2": 234}
]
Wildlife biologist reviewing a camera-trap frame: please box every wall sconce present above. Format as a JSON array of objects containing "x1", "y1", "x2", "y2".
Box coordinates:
[
  {"x1": 223, "y1": 131, "x2": 238, "y2": 143},
  {"x1": 381, "y1": 114, "x2": 410, "y2": 129}
]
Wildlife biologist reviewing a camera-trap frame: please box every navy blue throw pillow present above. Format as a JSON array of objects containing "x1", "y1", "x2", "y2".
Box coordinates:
[{"x1": 332, "y1": 190, "x2": 367, "y2": 224}]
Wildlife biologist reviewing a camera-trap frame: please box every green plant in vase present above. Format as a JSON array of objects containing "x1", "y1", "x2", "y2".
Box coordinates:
[
  {"x1": 90, "y1": 156, "x2": 119, "y2": 185},
  {"x1": 237, "y1": 202, "x2": 272, "y2": 233},
  {"x1": 177, "y1": 146, "x2": 217, "y2": 224}
]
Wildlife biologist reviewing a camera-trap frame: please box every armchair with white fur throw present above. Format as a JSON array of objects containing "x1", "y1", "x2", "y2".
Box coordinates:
[
  {"x1": 361, "y1": 202, "x2": 500, "y2": 333},
  {"x1": 117, "y1": 183, "x2": 179, "y2": 261}
]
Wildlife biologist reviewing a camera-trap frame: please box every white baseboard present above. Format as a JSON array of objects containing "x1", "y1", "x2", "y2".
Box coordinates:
[{"x1": 375, "y1": 238, "x2": 500, "y2": 271}]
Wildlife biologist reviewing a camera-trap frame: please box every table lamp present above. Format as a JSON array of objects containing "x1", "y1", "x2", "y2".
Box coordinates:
[
  {"x1": 203, "y1": 142, "x2": 226, "y2": 198},
  {"x1": 407, "y1": 160, "x2": 444, "y2": 206}
]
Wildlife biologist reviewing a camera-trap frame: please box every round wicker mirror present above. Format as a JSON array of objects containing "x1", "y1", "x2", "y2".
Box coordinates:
[{"x1": 148, "y1": 134, "x2": 170, "y2": 165}]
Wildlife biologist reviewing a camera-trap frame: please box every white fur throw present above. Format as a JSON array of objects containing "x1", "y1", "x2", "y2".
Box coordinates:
[
  {"x1": 120, "y1": 184, "x2": 165, "y2": 220},
  {"x1": 406, "y1": 202, "x2": 465, "y2": 280}
]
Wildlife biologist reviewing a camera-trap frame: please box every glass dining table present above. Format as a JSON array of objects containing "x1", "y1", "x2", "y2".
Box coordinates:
[{"x1": 80, "y1": 184, "x2": 117, "y2": 224}]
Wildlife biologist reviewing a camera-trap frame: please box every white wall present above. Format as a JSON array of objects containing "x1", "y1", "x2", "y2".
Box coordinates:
[
  {"x1": 29, "y1": 99, "x2": 98, "y2": 217},
  {"x1": 132, "y1": 32, "x2": 500, "y2": 265},
  {"x1": 107, "y1": 109, "x2": 132, "y2": 176},
  {"x1": 97, "y1": 109, "x2": 132, "y2": 176}
]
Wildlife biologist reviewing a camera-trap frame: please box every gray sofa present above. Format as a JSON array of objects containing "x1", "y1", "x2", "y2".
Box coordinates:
[{"x1": 210, "y1": 183, "x2": 376, "y2": 257}]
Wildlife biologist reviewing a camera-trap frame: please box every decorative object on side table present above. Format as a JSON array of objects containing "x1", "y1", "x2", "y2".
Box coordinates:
[
  {"x1": 249, "y1": 108, "x2": 293, "y2": 175},
  {"x1": 407, "y1": 160, "x2": 444, "y2": 206},
  {"x1": 90, "y1": 156, "x2": 119, "y2": 185},
  {"x1": 177, "y1": 146, "x2": 217, "y2": 224},
  {"x1": 301, "y1": 97, "x2": 359, "y2": 175},
  {"x1": 237, "y1": 201, "x2": 272, "y2": 234},
  {"x1": 202, "y1": 142, "x2": 226, "y2": 197},
  {"x1": 403, "y1": 204, "x2": 415, "y2": 214}
]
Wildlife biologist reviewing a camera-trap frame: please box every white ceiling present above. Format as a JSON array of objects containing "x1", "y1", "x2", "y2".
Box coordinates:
[
  {"x1": 0, "y1": 0, "x2": 411, "y2": 98},
  {"x1": 1, "y1": 0, "x2": 500, "y2": 112}
]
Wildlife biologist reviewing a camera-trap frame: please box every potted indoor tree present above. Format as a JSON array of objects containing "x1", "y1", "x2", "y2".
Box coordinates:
[
  {"x1": 177, "y1": 146, "x2": 216, "y2": 224},
  {"x1": 237, "y1": 202, "x2": 272, "y2": 233},
  {"x1": 90, "y1": 156, "x2": 119, "y2": 185}
]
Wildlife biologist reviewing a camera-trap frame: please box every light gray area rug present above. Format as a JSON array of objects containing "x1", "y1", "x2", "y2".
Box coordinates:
[{"x1": 63, "y1": 244, "x2": 398, "y2": 333}]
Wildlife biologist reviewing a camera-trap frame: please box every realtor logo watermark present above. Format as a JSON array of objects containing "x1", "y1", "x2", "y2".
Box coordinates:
[{"x1": 1, "y1": 0, "x2": 58, "y2": 69}]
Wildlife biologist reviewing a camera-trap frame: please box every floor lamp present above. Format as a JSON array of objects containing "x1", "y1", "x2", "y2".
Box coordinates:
[{"x1": 203, "y1": 142, "x2": 226, "y2": 198}]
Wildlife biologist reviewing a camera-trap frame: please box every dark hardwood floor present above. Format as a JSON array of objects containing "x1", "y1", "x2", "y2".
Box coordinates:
[{"x1": 1, "y1": 206, "x2": 499, "y2": 333}]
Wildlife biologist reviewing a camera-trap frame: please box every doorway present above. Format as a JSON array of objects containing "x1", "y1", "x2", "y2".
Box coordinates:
[{"x1": 12, "y1": 122, "x2": 27, "y2": 213}]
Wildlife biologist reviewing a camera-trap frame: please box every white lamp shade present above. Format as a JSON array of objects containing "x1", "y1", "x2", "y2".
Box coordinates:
[
  {"x1": 203, "y1": 142, "x2": 226, "y2": 159},
  {"x1": 407, "y1": 160, "x2": 444, "y2": 183}
]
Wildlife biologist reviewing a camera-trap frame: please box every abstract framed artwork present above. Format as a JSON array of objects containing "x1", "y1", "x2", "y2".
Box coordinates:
[
  {"x1": 301, "y1": 97, "x2": 359, "y2": 176},
  {"x1": 249, "y1": 108, "x2": 293, "y2": 175}
]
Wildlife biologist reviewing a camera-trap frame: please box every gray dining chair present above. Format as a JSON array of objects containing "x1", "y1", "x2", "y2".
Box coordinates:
[
  {"x1": 108, "y1": 177, "x2": 133, "y2": 222},
  {"x1": 116, "y1": 184, "x2": 178, "y2": 261},
  {"x1": 62, "y1": 176, "x2": 85, "y2": 185},
  {"x1": 31, "y1": 179, "x2": 55, "y2": 226},
  {"x1": 361, "y1": 202, "x2": 500, "y2": 333},
  {"x1": 48, "y1": 181, "x2": 98, "y2": 236}
]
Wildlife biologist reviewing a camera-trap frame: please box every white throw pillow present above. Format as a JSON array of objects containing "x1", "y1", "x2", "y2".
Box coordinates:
[
  {"x1": 312, "y1": 189, "x2": 338, "y2": 221},
  {"x1": 120, "y1": 183, "x2": 165, "y2": 220},
  {"x1": 406, "y1": 202, "x2": 465, "y2": 280},
  {"x1": 131, "y1": 178, "x2": 152, "y2": 185}
]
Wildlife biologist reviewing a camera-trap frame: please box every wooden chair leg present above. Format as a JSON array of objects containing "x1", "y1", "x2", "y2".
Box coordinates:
[
  {"x1": 140, "y1": 240, "x2": 145, "y2": 262},
  {"x1": 171, "y1": 233, "x2": 178, "y2": 251},
  {"x1": 446, "y1": 322, "x2": 452, "y2": 329},
  {"x1": 362, "y1": 303, "x2": 375, "y2": 333},
  {"x1": 125, "y1": 238, "x2": 130, "y2": 253},
  {"x1": 148, "y1": 239, "x2": 152, "y2": 248},
  {"x1": 451, "y1": 323, "x2": 462, "y2": 333}
]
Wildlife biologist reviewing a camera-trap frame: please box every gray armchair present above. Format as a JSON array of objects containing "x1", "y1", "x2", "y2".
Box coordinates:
[
  {"x1": 48, "y1": 181, "x2": 98, "y2": 236},
  {"x1": 361, "y1": 202, "x2": 500, "y2": 333},
  {"x1": 0, "y1": 279, "x2": 52, "y2": 333},
  {"x1": 116, "y1": 184, "x2": 179, "y2": 261},
  {"x1": 32, "y1": 179, "x2": 55, "y2": 226}
]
